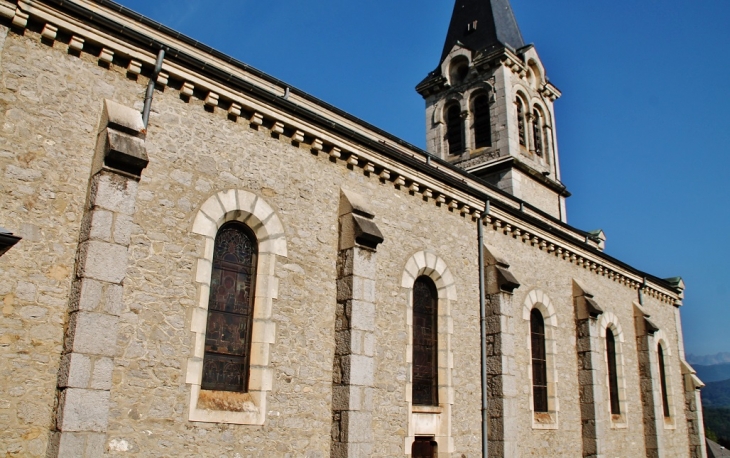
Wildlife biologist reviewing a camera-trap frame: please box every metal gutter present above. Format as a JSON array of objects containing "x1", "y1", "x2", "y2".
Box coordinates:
[{"x1": 35, "y1": 0, "x2": 679, "y2": 295}]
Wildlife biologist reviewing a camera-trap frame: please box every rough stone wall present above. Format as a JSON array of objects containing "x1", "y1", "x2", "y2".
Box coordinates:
[
  {"x1": 0, "y1": 24, "x2": 143, "y2": 457},
  {"x1": 0, "y1": 17, "x2": 696, "y2": 458}
]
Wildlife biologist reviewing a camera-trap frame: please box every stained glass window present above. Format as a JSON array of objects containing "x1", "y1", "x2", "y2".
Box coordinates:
[
  {"x1": 658, "y1": 345, "x2": 670, "y2": 418},
  {"x1": 413, "y1": 276, "x2": 438, "y2": 406},
  {"x1": 607, "y1": 329, "x2": 621, "y2": 415},
  {"x1": 474, "y1": 95, "x2": 491, "y2": 149},
  {"x1": 446, "y1": 105, "x2": 464, "y2": 155},
  {"x1": 202, "y1": 222, "x2": 257, "y2": 392},
  {"x1": 531, "y1": 309, "x2": 548, "y2": 412}
]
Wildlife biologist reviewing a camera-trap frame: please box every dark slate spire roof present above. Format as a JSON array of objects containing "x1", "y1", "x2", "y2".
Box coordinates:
[{"x1": 440, "y1": 0, "x2": 525, "y2": 64}]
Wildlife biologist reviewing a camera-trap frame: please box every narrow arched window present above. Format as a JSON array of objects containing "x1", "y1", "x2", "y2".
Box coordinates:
[
  {"x1": 658, "y1": 345, "x2": 670, "y2": 418},
  {"x1": 606, "y1": 328, "x2": 621, "y2": 415},
  {"x1": 413, "y1": 276, "x2": 438, "y2": 406},
  {"x1": 202, "y1": 222, "x2": 257, "y2": 392},
  {"x1": 446, "y1": 104, "x2": 464, "y2": 155},
  {"x1": 532, "y1": 109, "x2": 543, "y2": 156},
  {"x1": 530, "y1": 309, "x2": 548, "y2": 412},
  {"x1": 517, "y1": 98, "x2": 526, "y2": 147},
  {"x1": 473, "y1": 95, "x2": 491, "y2": 149}
]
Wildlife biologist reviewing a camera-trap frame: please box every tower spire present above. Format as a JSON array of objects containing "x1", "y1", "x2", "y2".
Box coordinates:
[
  {"x1": 440, "y1": 0, "x2": 525, "y2": 65},
  {"x1": 417, "y1": 0, "x2": 568, "y2": 221}
]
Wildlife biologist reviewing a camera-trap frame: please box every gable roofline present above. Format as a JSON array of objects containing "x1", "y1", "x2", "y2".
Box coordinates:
[{"x1": 23, "y1": 0, "x2": 680, "y2": 298}]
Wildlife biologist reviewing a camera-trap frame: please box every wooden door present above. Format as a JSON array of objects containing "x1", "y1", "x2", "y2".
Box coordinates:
[{"x1": 412, "y1": 438, "x2": 437, "y2": 458}]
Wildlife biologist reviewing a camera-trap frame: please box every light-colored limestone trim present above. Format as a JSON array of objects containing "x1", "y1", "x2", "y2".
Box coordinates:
[
  {"x1": 401, "y1": 251, "x2": 456, "y2": 455},
  {"x1": 598, "y1": 312, "x2": 629, "y2": 429},
  {"x1": 522, "y1": 289, "x2": 559, "y2": 429},
  {"x1": 654, "y1": 330, "x2": 677, "y2": 429},
  {"x1": 187, "y1": 189, "x2": 286, "y2": 425}
]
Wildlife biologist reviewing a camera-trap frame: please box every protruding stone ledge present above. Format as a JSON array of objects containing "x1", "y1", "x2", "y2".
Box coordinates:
[
  {"x1": 99, "y1": 47, "x2": 114, "y2": 64},
  {"x1": 127, "y1": 59, "x2": 142, "y2": 75},
  {"x1": 181, "y1": 82, "x2": 195, "y2": 98},
  {"x1": 12, "y1": 8, "x2": 29, "y2": 28},
  {"x1": 156, "y1": 71, "x2": 169, "y2": 86},
  {"x1": 93, "y1": 100, "x2": 148, "y2": 178},
  {"x1": 69, "y1": 35, "x2": 84, "y2": 52},
  {"x1": 41, "y1": 23, "x2": 58, "y2": 40},
  {"x1": 205, "y1": 91, "x2": 219, "y2": 107}
]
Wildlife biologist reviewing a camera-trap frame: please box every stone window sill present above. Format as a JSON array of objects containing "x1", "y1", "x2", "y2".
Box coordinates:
[
  {"x1": 610, "y1": 413, "x2": 628, "y2": 429},
  {"x1": 532, "y1": 411, "x2": 558, "y2": 430}
]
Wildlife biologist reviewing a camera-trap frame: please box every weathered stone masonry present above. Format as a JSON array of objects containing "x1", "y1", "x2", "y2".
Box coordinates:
[
  {"x1": 0, "y1": 0, "x2": 708, "y2": 456},
  {"x1": 50, "y1": 100, "x2": 148, "y2": 457},
  {"x1": 331, "y1": 189, "x2": 384, "y2": 458}
]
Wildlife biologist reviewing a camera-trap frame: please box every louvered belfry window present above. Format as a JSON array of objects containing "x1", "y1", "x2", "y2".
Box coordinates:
[
  {"x1": 532, "y1": 109, "x2": 543, "y2": 156},
  {"x1": 446, "y1": 105, "x2": 464, "y2": 155},
  {"x1": 202, "y1": 222, "x2": 258, "y2": 392},
  {"x1": 413, "y1": 276, "x2": 438, "y2": 406},
  {"x1": 606, "y1": 329, "x2": 621, "y2": 415},
  {"x1": 530, "y1": 309, "x2": 548, "y2": 412},
  {"x1": 658, "y1": 345, "x2": 670, "y2": 418},
  {"x1": 517, "y1": 98, "x2": 526, "y2": 146},
  {"x1": 473, "y1": 95, "x2": 492, "y2": 148}
]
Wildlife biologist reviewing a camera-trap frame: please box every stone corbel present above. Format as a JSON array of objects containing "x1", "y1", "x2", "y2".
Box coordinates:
[
  {"x1": 92, "y1": 100, "x2": 148, "y2": 179},
  {"x1": 228, "y1": 103, "x2": 242, "y2": 118},
  {"x1": 573, "y1": 279, "x2": 603, "y2": 319},
  {"x1": 99, "y1": 48, "x2": 114, "y2": 65},
  {"x1": 681, "y1": 360, "x2": 704, "y2": 391},
  {"x1": 483, "y1": 244, "x2": 520, "y2": 294},
  {"x1": 41, "y1": 24, "x2": 58, "y2": 41},
  {"x1": 338, "y1": 188, "x2": 384, "y2": 251},
  {"x1": 12, "y1": 8, "x2": 29, "y2": 27},
  {"x1": 664, "y1": 277, "x2": 685, "y2": 307},
  {"x1": 632, "y1": 301, "x2": 660, "y2": 336},
  {"x1": 204, "y1": 92, "x2": 219, "y2": 107}
]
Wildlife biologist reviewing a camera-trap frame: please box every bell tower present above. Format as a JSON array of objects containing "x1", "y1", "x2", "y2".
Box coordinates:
[{"x1": 417, "y1": 0, "x2": 569, "y2": 221}]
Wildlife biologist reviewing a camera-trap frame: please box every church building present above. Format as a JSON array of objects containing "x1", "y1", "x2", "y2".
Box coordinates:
[{"x1": 0, "y1": 0, "x2": 707, "y2": 456}]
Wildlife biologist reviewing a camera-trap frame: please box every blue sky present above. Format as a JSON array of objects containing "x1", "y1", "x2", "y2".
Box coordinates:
[{"x1": 112, "y1": 0, "x2": 730, "y2": 357}]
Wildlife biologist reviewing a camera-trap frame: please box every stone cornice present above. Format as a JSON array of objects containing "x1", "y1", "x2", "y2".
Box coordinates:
[
  {"x1": 7, "y1": 0, "x2": 682, "y2": 306},
  {"x1": 464, "y1": 156, "x2": 571, "y2": 198}
]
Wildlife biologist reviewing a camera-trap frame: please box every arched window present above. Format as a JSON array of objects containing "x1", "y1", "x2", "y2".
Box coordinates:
[
  {"x1": 446, "y1": 104, "x2": 464, "y2": 155},
  {"x1": 658, "y1": 344, "x2": 670, "y2": 418},
  {"x1": 449, "y1": 56, "x2": 469, "y2": 86},
  {"x1": 532, "y1": 109, "x2": 543, "y2": 157},
  {"x1": 202, "y1": 222, "x2": 258, "y2": 392},
  {"x1": 473, "y1": 95, "x2": 492, "y2": 149},
  {"x1": 413, "y1": 276, "x2": 438, "y2": 406},
  {"x1": 412, "y1": 437, "x2": 437, "y2": 457},
  {"x1": 530, "y1": 309, "x2": 548, "y2": 413},
  {"x1": 606, "y1": 328, "x2": 621, "y2": 415},
  {"x1": 516, "y1": 98, "x2": 526, "y2": 147}
]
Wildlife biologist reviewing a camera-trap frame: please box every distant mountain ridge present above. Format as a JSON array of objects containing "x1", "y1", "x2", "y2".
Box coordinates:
[
  {"x1": 688, "y1": 352, "x2": 730, "y2": 365},
  {"x1": 695, "y1": 363, "x2": 730, "y2": 384}
]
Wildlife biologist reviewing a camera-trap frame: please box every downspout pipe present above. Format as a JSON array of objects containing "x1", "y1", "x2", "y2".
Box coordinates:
[
  {"x1": 639, "y1": 277, "x2": 645, "y2": 305},
  {"x1": 142, "y1": 48, "x2": 166, "y2": 128},
  {"x1": 478, "y1": 199, "x2": 490, "y2": 458}
]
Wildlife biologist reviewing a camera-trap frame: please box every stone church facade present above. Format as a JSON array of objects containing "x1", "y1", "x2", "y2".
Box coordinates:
[{"x1": 0, "y1": 0, "x2": 707, "y2": 457}]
